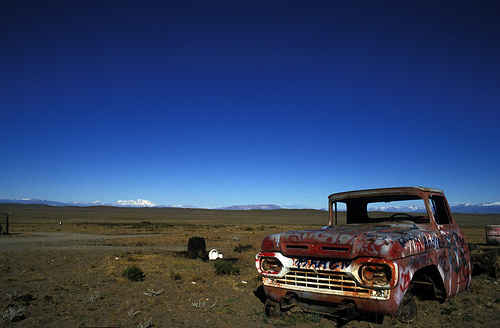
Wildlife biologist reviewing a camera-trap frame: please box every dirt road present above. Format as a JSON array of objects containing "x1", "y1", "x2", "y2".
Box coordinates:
[{"x1": 0, "y1": 232, "x2": 185, "y2": 252}]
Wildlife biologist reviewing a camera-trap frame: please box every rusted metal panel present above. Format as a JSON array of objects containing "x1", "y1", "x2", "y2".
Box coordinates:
[{"x1": 486, "y1": 225, "x2": 500, "y2": 246}]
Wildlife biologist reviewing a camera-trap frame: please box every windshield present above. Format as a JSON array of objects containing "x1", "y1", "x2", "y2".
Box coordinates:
[
  {"x1": 366, "y1": 198, "x2": 429, "y2": 222},
  {"x1": 332, "y1": 195, "x2": 430, "y2": 224}
]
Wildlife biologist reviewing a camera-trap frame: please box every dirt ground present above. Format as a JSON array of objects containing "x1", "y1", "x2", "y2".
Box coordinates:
[{"x1": 0, "y1": 206, "x2": 499, "y2": 327}]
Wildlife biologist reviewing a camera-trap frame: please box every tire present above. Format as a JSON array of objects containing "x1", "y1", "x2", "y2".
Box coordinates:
[
  {"x1": 394, "y1": 290, "x2": 417, "y2": 323},
  {"x1": 264, "y1": 298, "x2": 282, "y2": 318}
]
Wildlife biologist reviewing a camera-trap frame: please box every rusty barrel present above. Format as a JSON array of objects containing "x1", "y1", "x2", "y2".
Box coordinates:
[
  {"x1": 486, "y1": 225, "x2": 500, "y2": 246},
  {"x1": 187, "y1": 236, "x2": 206, "y2": 259}
]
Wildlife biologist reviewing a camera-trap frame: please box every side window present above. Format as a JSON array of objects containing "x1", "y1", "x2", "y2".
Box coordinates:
[{"x1": 430, "y1": 196, "x2": 451, "y2": 224}]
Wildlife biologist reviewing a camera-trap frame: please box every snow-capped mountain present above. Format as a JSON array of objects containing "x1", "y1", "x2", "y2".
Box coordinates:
[
  {"x1": 450, "y1": 202, "x2": 500, "y2": 214},
  {"x1": 0, "y1": 198, "x2": 159, "y2": 208},
  {"x1": 115, "y1": 199, "x2": 157, "y2": 207},
  {"x1": 369, "y1": 205, "x2": 426, "y2": 212},
  {"x1": 370, "y1": 203, "x2": 500, "y2": 214},
  {"x1": 215, "y1": 204, "x2": 282, "y2": 210}
]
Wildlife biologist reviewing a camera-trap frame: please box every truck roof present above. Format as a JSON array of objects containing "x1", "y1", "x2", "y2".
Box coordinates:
[{"x1": 328, "y1": 186, "x2": 444, "y2": 202}]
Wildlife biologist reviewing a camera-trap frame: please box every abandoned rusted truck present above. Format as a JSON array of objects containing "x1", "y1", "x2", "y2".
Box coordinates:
[{"x1": 255, "y1": 187, "x2": 471, "y2": 322}]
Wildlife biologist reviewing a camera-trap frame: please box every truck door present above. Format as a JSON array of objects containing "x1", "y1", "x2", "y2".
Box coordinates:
[{"x1": 430, "y1": 195, "x2": 471, "y2": 296}]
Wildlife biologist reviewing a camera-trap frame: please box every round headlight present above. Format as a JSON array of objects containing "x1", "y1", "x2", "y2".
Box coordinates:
[
  {"x1": 260, "y1": 257, "x2": 283, "y2": 275},
  {"x1": 359, "y1": 264, "x2": 391, "y2": 287}
]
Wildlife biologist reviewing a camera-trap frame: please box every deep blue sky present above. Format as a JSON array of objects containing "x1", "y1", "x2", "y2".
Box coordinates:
[{"x1": 1, "y1": 1, "x2": 499, "y2": 208}]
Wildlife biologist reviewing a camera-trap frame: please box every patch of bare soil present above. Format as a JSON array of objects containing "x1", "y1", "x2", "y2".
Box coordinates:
[{"x1": 0, "y1": 213, "x2": 499, "y2": 327}]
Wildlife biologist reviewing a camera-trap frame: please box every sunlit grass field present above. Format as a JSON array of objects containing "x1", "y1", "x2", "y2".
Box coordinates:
[
  {"x1": 1, "y1": 204, "x2": 497, "y2": 244},
  {"x1": 0, "y1": 204, "x2": 498, "y2": 327}
]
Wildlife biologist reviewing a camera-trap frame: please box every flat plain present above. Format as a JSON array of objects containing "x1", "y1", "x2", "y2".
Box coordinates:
[{"x1": 0, "y1": 204, "x2": 499, "y2": 327}]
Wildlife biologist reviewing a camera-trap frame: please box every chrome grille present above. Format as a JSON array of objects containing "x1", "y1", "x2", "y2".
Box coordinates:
[{"x1": 275, "y1": 269, "x2": 371, "y2": 296}]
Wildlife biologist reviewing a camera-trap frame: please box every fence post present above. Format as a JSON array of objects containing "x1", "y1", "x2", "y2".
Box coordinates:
[{"x1": 5, "y1": 212, "x2": 11, "y2": 234}]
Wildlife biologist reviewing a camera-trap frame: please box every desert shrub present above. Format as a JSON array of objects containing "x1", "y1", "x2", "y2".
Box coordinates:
[
  {"x1": 82, "y1": 290, "x2": 100, "y2": 304},
  {"x1": 234, "y1": 243, "x2": 253, "y2": 253},
  {"x1": 170, "y1": 270, "x2": 182, "y2": 281},
  {"x1": 144, "y1": 288, "x2": 162, "y2": 296},
  {"x1": 192, "y1": 274, "x2": 205, "y2": 283},
  {"x1": 1, "y1": 306, "x2": 26, "y2": 323},
  {"x1": 122, "y1": 265, "x2": 145, "y2": 281},
  {"x1": 139, "y1": 316, "x2": 153, "y2": 328},
  {"x1": 214, "y1": 260, "x2": 240, "y2": 275}
]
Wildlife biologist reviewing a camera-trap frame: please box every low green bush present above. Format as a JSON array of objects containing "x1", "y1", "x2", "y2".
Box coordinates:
[
  {"x1": 214, "y1": 260, "x2": 240, "y2": 275},
  {"x1": 234, "y1": 243, "x2": 253, "y2": 253},
  {"x1": 122, "y1": 265, "x2": 145, "y2": 282}
]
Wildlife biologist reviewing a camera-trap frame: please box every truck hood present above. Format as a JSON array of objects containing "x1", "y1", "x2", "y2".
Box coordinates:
[{"x1": 274, "y1": 221, "x2": 438, "y2": 260}]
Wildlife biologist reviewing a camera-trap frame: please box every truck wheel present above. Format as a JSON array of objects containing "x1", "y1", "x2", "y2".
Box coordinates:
[
  {"x1": 264, "y1": 298, "x2": 282, "y2": 318},
  {"x1": 394, "y1": 290, "x2": 417, "y2": 323}
]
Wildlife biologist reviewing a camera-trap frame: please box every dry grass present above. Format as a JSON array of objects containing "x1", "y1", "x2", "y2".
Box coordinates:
[{"x1": 0, "y1": 204, "x2": 499, "y2": 327}]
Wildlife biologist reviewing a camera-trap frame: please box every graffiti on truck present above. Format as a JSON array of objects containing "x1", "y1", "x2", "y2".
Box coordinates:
[
  {"x1": 437, "y1": 230, "x2": 470, "y2": 280},
  {"x1": 293, "y1": 258, "x2": 352, "y2": 271}
]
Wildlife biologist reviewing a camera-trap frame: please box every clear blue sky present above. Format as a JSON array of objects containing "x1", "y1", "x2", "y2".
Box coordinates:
[{"x1": 1, "y1": 1, "x2": 499, "y2": 209}]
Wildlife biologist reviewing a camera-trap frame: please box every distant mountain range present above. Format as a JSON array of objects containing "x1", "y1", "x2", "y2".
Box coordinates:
[
  {"x1": 0, "y1": 198, "x2": 499, "y2": 213},
  {"x1": 0, "y1": 198, "x2": 279, "y2": 210},
  {"x1": 215, "y1": 204, "x2": 282, "y2": 210},
  {"x1": 449, "y1": 202, "x2": 500, "y2": 214},
  {"x1": 369, "y1": 202, "x2": 500, "y2": 214},
  {"x1": 0, "y1": 198, "x2": 195, "y2": 208}
]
